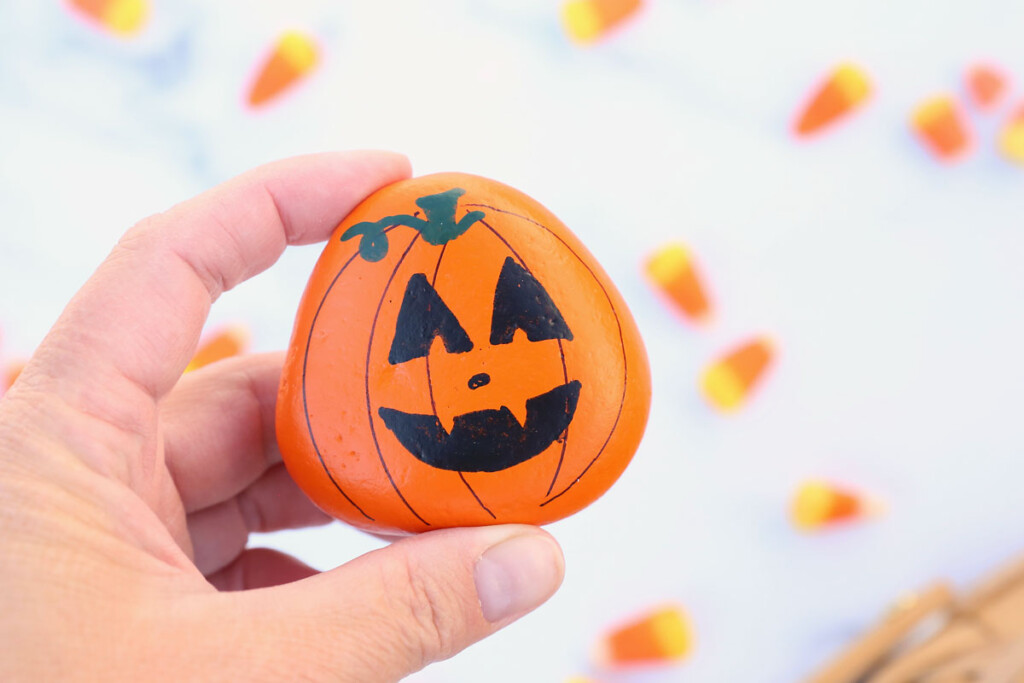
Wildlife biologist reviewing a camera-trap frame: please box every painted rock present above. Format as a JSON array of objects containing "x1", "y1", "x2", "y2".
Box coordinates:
[{"x1": 277, "y1": 173, "x2": 651, "y2": 534}]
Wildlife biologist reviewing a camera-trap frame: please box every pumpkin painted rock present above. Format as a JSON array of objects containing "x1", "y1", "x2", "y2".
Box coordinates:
[{"x1": 276, "y1": 173, "x2": 651, "y2": 534}]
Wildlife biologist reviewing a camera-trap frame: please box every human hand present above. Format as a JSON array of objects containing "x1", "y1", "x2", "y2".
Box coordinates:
[{"x1": 0, "y1": 152, "x2": 565, "y2": 682}]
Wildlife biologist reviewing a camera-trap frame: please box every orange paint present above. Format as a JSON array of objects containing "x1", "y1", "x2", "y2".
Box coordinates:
[
  {"x1": 701, "y1": 337, "x2": 773, "y2": 412},
  {"x1": 562, "y1": 0, "x2": 643, "y2": 44},
  {"x1": 66, "y1": 0, "x2": 148, "y2": 35},
  {"x1": 277, "y1": 174, "x2": 651, "y2": 534},
  {"x1": 792, "y1": 480, "x2": 877, "y2": 531},
  {"x1": 645, "y1": 243, "x2": 711, "y2": 323},
  {"x1": 247, "y1": 31, "x2": 320, "y2": 108},
  {"x1": 911, "y1": 96, "x2": 972, "y2": 161},
  {"x1": 998, "y1": 104, "x2": 1024, "y2": 165},
  {"x1": 186, "y1": 325, "x2": 249, "y2": 373},
  {"x1": 794, "y1": 64, "x2": 872, "y2": 136},
  {"x1": 966, "y1": 64, "x2": 1008, "y2": 110},
  {"x1": 596, "y1": 605, "x2": 692, "y2": 667}
]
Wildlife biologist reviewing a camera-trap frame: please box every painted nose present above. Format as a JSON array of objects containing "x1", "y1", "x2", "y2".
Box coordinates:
[{"x1": 468, "y1": 373, "x2": 491, "y2": 390}]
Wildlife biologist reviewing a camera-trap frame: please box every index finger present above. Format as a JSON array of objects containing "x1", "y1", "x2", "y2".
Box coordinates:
[{"x1": 33, "y1": 152, "x2": 410, "y2": 408}]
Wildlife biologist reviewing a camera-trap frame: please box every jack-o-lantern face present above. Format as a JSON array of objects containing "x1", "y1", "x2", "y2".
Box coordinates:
[
  {"x1": 378, "y1": 257, "x2": 582, "y2": 473},
  {"x1": 277, "y1": 173, "x2": 651, "y2": 534}
]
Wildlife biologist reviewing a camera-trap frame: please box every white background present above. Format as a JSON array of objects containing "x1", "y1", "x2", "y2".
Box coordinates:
[{"x1": 1, "y1": 1, "x2": 1024, "y2": 680}]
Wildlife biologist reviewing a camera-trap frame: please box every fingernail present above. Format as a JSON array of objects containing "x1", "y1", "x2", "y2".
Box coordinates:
[{"x1": 474, "y1": 533, "x2": 564, "y2": 623}]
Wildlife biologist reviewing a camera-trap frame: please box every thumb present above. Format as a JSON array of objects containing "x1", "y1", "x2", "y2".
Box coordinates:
[{"x1": 246, "y1": 525, "x2": 564, "y2": 682}]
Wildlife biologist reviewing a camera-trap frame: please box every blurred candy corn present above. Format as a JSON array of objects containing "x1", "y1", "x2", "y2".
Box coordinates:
[
  {"x1": 794, "y1": 64, "x2": 872, "y2": 136},
  {"x1": 791, "y1": 480, "x2": 880, "y2": 531},
  {"x1": 595, "y1": 605, "x2": 692, "y2": 667},
  {"x1": 701, "y1": 337, "x2": 774, "y2": 412},
  {"x1": 966, "y1": 64, "x2": 1008, "y2": 110},
  {"x1": 562, "y1": 0, "x2": 642, "y2": 45},
  {"x1": 645, "y1": 243, "x2": 711, "y2": 323},
  {"x1": 248, "y1": 31, "x2": 320, "y2": 108},
  {"x1": 564, "y1": 678, "x2": 602, "y2": 683},
  {"x1": 998, "y1": 104, "x2": 1024, "y2": 165},
  {"x1": 911, "y1": 96, "x2": 972, "y2": 161},
  {"x1": 2, "y1": 360, "x2": 25, "y2": 394},
  {"x1": 186, "y1": 325, "x2": 249, "y2": 373},
  {"x1": 67, "y1": 0, "x2": 148, "y2": 36}
]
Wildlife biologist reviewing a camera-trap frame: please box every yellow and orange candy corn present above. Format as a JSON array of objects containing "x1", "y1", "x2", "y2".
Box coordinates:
[
  {"x1": 247, "y1": 31, "x2": 320, "y2": 108},
  {"x1": 66, "y1": 0, "x2": 148, "y2": 36},
  {"x1": 186, "y1": 325, "x2": 249, "y2": 373},
  {"x1": 701, "y1": 337, "x2": 774, "y2": 412},
  {"x1": 2, "y1": 360, "x2": 25, "y2": 394},
  {"x1": 595, "y1": 604, "x2": 692, "y2": 668},
  {"x1": 911, "y1": 96, "x2": 972, "y2": 161},
  {"x1": 794, "y1": 64, "x2": 872, "y2": 136},
  {"x1": 562, "y1": 0, "x2": 642, "y2": 45},
  {"x1": 645, "y1": 243, "x2": 711, "y2": 323},
  {"x1": 966, "y1": 64, "x2": 1008, "y2": 110},
  {"x1": 791, "y1": 480, "x2": 879, "y2": 531},
  {"x1": 998, "y1": 104, "x2": 1024, "y2": 165}
]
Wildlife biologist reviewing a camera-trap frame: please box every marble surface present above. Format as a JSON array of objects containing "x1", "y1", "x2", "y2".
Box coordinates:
[{"x1": 2, "y1": 1, "x2": 1024, "y2": 680}]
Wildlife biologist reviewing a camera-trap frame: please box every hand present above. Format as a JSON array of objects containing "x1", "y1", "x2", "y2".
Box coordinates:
[{"x1": 0, "y1": 152, "x2": 565, "y2": 682}]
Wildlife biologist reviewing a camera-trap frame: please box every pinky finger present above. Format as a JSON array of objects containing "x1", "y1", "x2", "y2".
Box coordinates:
[{"x1": 207, "y1": 548, "x2": 320, "y2": 591}]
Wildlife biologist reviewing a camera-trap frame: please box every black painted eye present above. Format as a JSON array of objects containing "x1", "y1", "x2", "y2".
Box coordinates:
[
  {"x1": 490, "y1": 257, "x2": 573, "y2": 345},
  {"x1": 389, "y1": 274, "x2": 473, "y2": 364}
]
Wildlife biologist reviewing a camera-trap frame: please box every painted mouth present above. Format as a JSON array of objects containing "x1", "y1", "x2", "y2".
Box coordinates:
[{"x1": 377, "y1": 380, "x2": 582, "y2": 472}]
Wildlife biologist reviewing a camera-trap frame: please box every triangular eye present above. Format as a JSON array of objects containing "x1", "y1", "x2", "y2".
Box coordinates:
[
  {"x1": 389, "y1": 274, "x2": 473, "y2": 364},
  {"x1": 490, "y1": 257, "x2": 574, "y2": 345}
]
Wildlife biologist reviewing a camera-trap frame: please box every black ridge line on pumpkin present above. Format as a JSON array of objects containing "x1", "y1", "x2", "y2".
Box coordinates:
[
  {"x1": 365, "y1": 231, "x2": 431, "y2": 527},
  {"x1": 475, "y1": 217, "x2": 573, "y2": 497},
  {"x1": 467, "y1": 205, "x2": 628, "y2": 507},
  {"x1": 426, "y1": 240, "x2": 497, "y2": 519},
  {"x1": 301, "y1": 228, "x2": 411, "y2": 522}
]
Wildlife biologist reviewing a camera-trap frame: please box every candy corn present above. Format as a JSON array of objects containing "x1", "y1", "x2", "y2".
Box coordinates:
[
  {"x1": 998, "y1": 105, "x2": 1024, "y2": 165},
  {"x1": 701, "y1": 337, "x2": 773, "y2": 412},
  {"x1": 2, "y1": 360, "x2": 24, "y2": 393},
  {"x1": 911, "y1": 96, "x2": 972, "y2": 161},
  {"x1": 793, "y1": 64, "x2": 872, "y2": 136},
  {"x1": 247, "y1": 31, "x2": 320, "y2": 108},
  {"x1": 966, "y1": 64, "x2": 1008, "y2": 110},
  {"x1": 67, "y1": 0, "x2": 148, "y2": 36},
  {"x1": 791, "y1": 480, "x2": 878, "y2": 531},
  {"x1": 562, "y1": 0, "x2": 642, "y2": 45},
  {"x1": 186, "y1": 325, "x2": 249, "y2": 373},
  {"x1": 595, "y1": 605, "x2": 692, "y2": 667},
  {"x1": 645, "y1": 243, "x2": 711, "y2": 322}
]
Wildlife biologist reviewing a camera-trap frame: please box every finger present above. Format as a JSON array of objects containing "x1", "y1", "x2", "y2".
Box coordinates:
[
  {"x1": 207, "y1": 548, "x2": 320, "y2": 592},
  {"x1": 31, "y1": 151, "x2": 410, "y2": 423},
  {"x1": 162, "y1": 351, "x2": 284, "y2": 512},
  {"x1": 242, "y1": 526, "x2": 564, "y2": 681},
  {"x1": 187, "y1": 464, "x2": 330, "y2": 575}
]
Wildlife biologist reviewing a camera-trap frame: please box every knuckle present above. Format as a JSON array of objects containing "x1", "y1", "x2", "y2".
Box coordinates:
[
  {"x1": 380, "y1": 552, "x2": 461, "y2": 664},
  {"x1": 234, "y1": 489, "x2": 266, "y2": 533}
]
